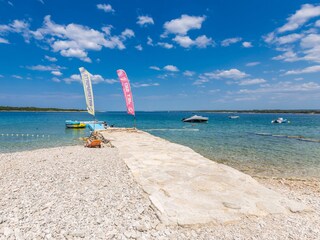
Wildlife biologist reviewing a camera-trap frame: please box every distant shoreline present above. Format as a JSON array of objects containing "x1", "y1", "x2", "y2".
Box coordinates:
[{"x1": 0, "y1": 106, "x2": 85, "y2": 112}]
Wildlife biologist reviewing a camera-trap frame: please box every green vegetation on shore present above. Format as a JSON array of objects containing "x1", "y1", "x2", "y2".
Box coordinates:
[
  {"x1": 0, "y1": 106, "x2": 85, "y2": 112},
  {"x1": 195, "y1": 109, "x2": 320, "y2": 114}
]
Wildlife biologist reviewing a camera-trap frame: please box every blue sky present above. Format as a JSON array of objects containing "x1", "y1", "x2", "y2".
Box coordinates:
[{"x1": 0, "y1": 0, "x2": 320, "y2": 111}]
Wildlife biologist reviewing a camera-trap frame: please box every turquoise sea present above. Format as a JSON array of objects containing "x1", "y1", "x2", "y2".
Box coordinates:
[{"x1": 0, "y1": 111, "x2": 320, "y2": 179}]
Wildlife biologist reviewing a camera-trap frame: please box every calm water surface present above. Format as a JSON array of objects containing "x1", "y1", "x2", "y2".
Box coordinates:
[{"x1": 0, "y1": 111, "x2": 319, "y2": 179}]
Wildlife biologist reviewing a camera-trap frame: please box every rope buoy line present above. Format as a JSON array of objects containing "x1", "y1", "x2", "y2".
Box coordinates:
[{"x1": 0, "y1": 133, "x2": 50, "y2": 137}]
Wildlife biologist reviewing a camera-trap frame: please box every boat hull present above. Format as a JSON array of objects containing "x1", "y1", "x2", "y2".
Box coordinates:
[{"x1": 66, "y1": 123, "x2": 86, "y2": 128}]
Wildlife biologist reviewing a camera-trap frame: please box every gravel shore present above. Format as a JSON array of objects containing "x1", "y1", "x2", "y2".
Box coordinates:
[{"x1": 0, "y1": 145, "x2": 319, "y2": 239}]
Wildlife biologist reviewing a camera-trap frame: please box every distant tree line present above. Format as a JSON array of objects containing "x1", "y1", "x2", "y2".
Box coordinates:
[
  {"x1": 195, "y1": 109, "x2": 320, "y2": 114},
  {"x1": 0, "y1": 106, "x2": 85, "y2": 112}
]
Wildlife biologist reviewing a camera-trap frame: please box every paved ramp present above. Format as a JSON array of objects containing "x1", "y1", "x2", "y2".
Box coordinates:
[{"x1": 101, "y1": 129, "x2": 309, "y2": 225}]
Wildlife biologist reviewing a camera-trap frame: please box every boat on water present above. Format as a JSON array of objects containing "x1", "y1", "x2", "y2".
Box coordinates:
[
  {"x1": 65, "y1": 120, "x2": 86, "y2": 128},
  {"x1": 182, "y1": 115, "x2": 208, "y2": 123},
  {"x1": 229, "y1": 115, "x2": 240, "y2": 119},
  {"x1": 271, "y1": 117, "x2": 289, "y2": 124}
]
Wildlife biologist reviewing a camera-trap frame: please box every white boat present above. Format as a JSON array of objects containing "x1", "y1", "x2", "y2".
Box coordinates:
[
  {"x1": 271, "y1": 117, "x2": 288, "y2": 124},
  {"x1": 182, "y1": 115, "x2": 208, "y2": 123},
  {"x1": 229, "y1": 115, "x2": 239, "y2": 119}
]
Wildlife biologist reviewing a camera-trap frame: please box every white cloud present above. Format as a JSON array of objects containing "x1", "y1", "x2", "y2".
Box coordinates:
[
  {"x1": 163, "y1": 15, "x2": 206, "y2": 35},
  {"x1": 194, "y1": 35, "x2": 214, "y2": 48},
  {"x1": 238, "y1": 78, "x2": 266, "y2": 85},
  {"x1": 97, "y1": 4, "x2": 114, "y2": 13},
  {"x1": 276, "y1": 33, "x2": 303, "y2": 45},
  {"x1": 173, "y1": 35, "x2": 193, "y2": 48},
  {"x1": 221, "y1": 37, "x2": 242, "y2": 47},
  {"x1": 29, "y1": 16, "x2": 132, "y2": 61},
  {"x1": 246, "y1": 62, "x2": 260, "y2": 67},
  {"x1": 0, "y1": 19, "x2": 31, "y2": 42},
  {"x1": 26, "y1": 65, "x2": 63, "y2": 71},
  {"x1": 105, "y1": 79, "x2": 118, "y2": 84},
  {"x1": 272, "y1": 50, "x2": 300, "y2": 62},
  {"x1": 132, "y1": 82, "x2": 159, "y2": 88},
  {"x1": 183, "y1": 70, "x2": 195, "y2": 77},
  {"x1": 149, "y1": 66, "x2": 160, "y2": 71},
  {"x1": 193, "y1": 76, "x2": 209, "y2": 85},
  {"x1": 316, "y1": 20, "x2": 320, "y2": 27},
  {"x1": 121, "y1": 29, "x2": 135, "y2": 39},
  {"x1": 163, "y1": 65, "x2": 179, "y2": 72},
  {"x1": 101, "y1": 25, "x2": 112, "y2": 35},
  {"x1": 147, "y1": 36, "x2": 153, "y2": 46},
  {"x1": 300, "y1": 33, "x2": 320, "y2": 48},
  {"x1": 137, "y1": 16, "x2": 154, "y2": 26},
  {"x1": 44, "y1": 55, "x2": 57, "y2": 62},
  {"x1": 52, "y1": 77, "x2": 61, "y2": 83},
  {"x1": 238, "y1": 81, "x2": 320, "y2": 94},
  {"x1": 242, "y1": 41, "x2": 253, "y2": 48},
  {"x1": 64, "y1": 74, "x2": 113, "y2": 84},
  {"x1": 284, "y1": 65, "x2": 320, "y2": 75},
  {"x1": 12, "y1": 75, "x2": 22, "y2": 79},
  {"x1": 0, "y1": 37, "x2": 9, "y2": 44},
  {"x1": 51, "y1": 70, "x2": 62, "y2": 76},
  {"x1": 135, "y1": 44, "x2": 143, "y2": 51},
  {"x1": 173, "y1": 35, "x2": 213, "y2": 48},
  {"x1": 204, "y1": 69, "x2": 249, "y2": 80},
  {"x1": 157, "y1": 42, "x2": 174, "y2": 49},
  {"x1": 278, "y1": 4, "x2": 320, "y2": 33}
]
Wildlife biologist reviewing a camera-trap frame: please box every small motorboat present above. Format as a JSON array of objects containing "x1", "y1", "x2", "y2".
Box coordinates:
[
  {"x1": 229, "y1": 115, "x2": 240, "y2": 119},
  {"x1": 182, "y1": 115, "x2": 208, "y2": 123},
  {"x1": 65, "y1": 120, "x2": 86, "y2": 128},
  {"x1": 271, "y1": 117, "x2": 288, "y2": 124}
]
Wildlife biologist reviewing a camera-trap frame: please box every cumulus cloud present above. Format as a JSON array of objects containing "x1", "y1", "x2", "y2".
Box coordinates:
[
  {"x1": 265, "y1": 4, "x2": 320, "y2": 65},
  {"x1": 242, "y1": 41, "x2": 253, "y2": 48},
  {"x1": 12, "y1": 75, "x2": 22, "y2": 79},
  {"x1": 149, "y1": 66, "x2": 160, "y2": 71},
  {"x1": 163, "y1": 15, "x2": 206, "y2": 36},
  {"x1": 135, "y1": 44, "x2": 143, "y2": 51},
  {"x1": 0, "y1": 19, "x2": 31, "y2": 42},
  {"x1": 183, "y1": 70, "x2": 195, "y2": 77},
  {"x1": 0, "y1": 37, "x2": 9, "y2": 44},
  {"x1": 204, "y1": 69, "x2": 249, "y2": 80},
  {"x1": 278, "y1": 4, "x2": 320, "y2": 33},
  {"x1": 238, "y1": 78, "x2": 266, "y2": 85},
  {"x1": 246, "y1": 62, "x2": 260, "y2": 67},
  {"x1": 52, "y1": 77, "x2": 61, "y2": 83},
  {"x1": 284, "y1": 65, "x2": 320, "y2": 75},
  {"x1": 147, "y1": 36, "x2": 153, "y2": 46},
  {"x1": 64, "y1": 73, "x2": 114, "y2": 84},
  {"x1": 121, "y1": 29, "x2": 135, "y2": 39},
  {"x1": 221, "y1": 37, "x2": 242, "y2": 47},
  {"x1": 132, "y1": 82, "x2": 159, "y2": 88},
  {"x1": 97, "y1": 4, "x2": 114, "y2": 13},
  {"x1": 137, "y1": 16, "x2": 154, "y2": 26},
  {"x1": 26, "y1": 64, "x2": 64, "y2": 71},
  {"x1": 31, "y1": 16, "x2": 132, "y2": 61},
  {"x1": 173, "y1": 35, "x2": 213, "y2": 48},
  {"x1": 51, "y1": 70, "x2": 62, "y2": 76},
  {"x1": 163, "y1": 65, "x2": 179, "y2": 72},
  {"x1": 157, "y1": 42, "x2": 173, "y2": 49},
  {"x1": 44, "y1": 55, "x2": 57, "y2": 62}
]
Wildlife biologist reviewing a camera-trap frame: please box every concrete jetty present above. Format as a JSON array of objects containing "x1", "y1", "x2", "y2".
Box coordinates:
[{"x1": 101, "y1": 129, "x2": 309, "y2": 226}]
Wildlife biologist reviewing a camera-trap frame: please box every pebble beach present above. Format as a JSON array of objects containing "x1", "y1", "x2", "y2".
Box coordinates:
[{"x1": 0, "y1": 139, "x2": 319, "y2": 239}]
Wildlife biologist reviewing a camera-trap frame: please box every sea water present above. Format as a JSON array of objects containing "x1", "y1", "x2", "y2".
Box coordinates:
[{"x1": 0, "y1": 111, "x2": 319, "y2": 179}]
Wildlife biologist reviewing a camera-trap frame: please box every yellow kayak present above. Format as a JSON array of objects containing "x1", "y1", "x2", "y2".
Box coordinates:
[{"x1": 66, "y1": 123, "x2": 86, "y2": 128}]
